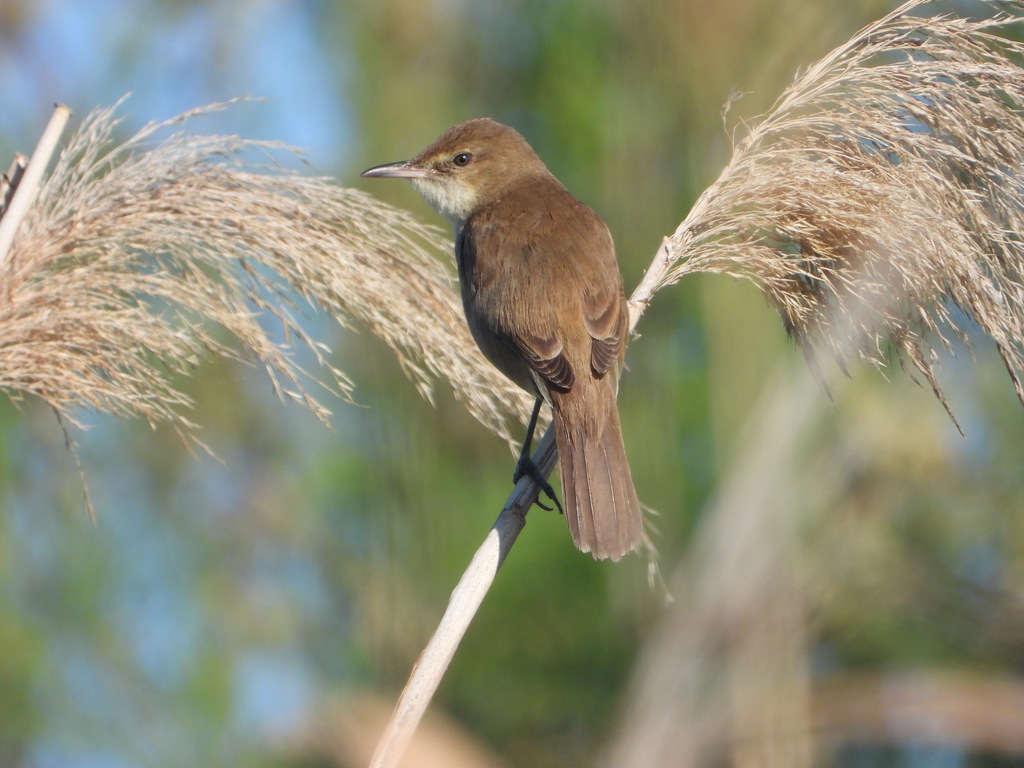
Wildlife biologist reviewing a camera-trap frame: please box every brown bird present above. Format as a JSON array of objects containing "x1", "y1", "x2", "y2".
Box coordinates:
[{"x1": 361, "y1": 118, "x2": 641, "y2": 560}]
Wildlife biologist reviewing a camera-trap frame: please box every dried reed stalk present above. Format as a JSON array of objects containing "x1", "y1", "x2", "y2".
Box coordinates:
[
  {"x1": 0, "y1": 99, "x2": 529, "y2": 442},
  {"x1": 0, "y1": 105, "x2": 71, "y2": 268},
  {"x1": 652, "y1": 0, "x2": 1024, "y2": 420}
]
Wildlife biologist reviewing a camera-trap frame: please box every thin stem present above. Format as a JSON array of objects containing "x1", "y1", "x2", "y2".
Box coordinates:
[
  {"x1": 0, "y1": 104, "x2": 71, "y2": 267},
  {"x1": 368, "y1": 426, "x2": 558, "y2": 768},
  {"x1": 0, "y1": 154, "x2": 28, "y2": 218}
]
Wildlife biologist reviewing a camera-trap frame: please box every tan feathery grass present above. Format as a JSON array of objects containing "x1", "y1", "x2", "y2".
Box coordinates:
[
  {"x1": 655, "y1": 0, "x2": 1024, "y2": 421},
  {"x1": 0, "y1": 99, "x2": 530, "y2": 444}
]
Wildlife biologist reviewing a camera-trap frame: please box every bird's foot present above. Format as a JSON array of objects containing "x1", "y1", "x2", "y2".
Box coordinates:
[{"x1": 513, "y1": 457, "x2": 564, "y2": 515}]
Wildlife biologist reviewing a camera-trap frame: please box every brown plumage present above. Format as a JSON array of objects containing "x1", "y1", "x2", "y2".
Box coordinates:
[{"x1": 362, "y1": 118, "x2": 641, "y2": 560}]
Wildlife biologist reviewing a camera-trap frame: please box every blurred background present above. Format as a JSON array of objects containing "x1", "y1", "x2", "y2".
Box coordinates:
[{"x1": 1, "y1": 0, "x2": 1024, "y2": 766}]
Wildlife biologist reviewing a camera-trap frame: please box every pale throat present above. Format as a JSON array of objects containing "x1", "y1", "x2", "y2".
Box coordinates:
[{"x1": 410, "y1": 177, "x2": 478, "y2": 230}]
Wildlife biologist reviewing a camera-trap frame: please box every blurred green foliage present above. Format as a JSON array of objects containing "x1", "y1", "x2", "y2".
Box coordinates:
[{"x1": 1, "y1": 1, "x2": 1023, "y2": 767}]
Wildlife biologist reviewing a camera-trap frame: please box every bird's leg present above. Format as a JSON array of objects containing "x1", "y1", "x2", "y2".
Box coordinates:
[
  {"x1": 513, "y1": 397, "x2": 543, "y2": 483},
  {"x1": 513, "y1": 397, "x2": 564, "y2": 515}
]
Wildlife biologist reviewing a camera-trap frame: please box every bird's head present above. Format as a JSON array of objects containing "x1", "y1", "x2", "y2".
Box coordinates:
[{"x1": 361, "y1": 118, "x2": 550, "y2": 229}]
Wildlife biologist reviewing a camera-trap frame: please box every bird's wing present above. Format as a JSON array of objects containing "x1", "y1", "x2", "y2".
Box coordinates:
[
  {"x1": 459, "y1": 188, "x2": 623, "y2": 393},
  {"x1": 513, "y1": 332, "x2": 574, "y2": 392},
  {"x1": 584, "y1": 287, "x2": 625, "y2": 379},
  {"x1": 458, "y1": 214, "x2": 576, "y2": 394}
]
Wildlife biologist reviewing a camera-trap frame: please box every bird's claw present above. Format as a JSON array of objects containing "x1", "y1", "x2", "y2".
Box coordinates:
[{"x1": 513, "y1": 457, "x2": 564, "y2": 515}]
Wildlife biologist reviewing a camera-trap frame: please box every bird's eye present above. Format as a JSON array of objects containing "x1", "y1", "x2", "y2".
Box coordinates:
[{"x1": 452, "y1": 152, "x2": 473, "y2": 167}]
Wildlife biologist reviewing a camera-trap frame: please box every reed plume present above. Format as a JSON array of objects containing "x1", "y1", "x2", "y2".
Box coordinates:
[
  {"x1": 0, "y1": 99, "x2": 529, "y2": 443},
  {"x1": 656, "y1": 0, "x2": 1024, "y2": 419}
]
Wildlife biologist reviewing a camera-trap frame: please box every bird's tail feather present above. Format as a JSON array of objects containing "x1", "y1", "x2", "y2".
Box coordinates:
[{"x1": 553, "y1": 384, "x2": 641, "y2": 561}]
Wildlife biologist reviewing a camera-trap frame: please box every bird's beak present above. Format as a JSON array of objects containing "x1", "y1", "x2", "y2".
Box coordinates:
[{"x1": 360, "y1": 161, "x2": 431, "y2": 179}]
